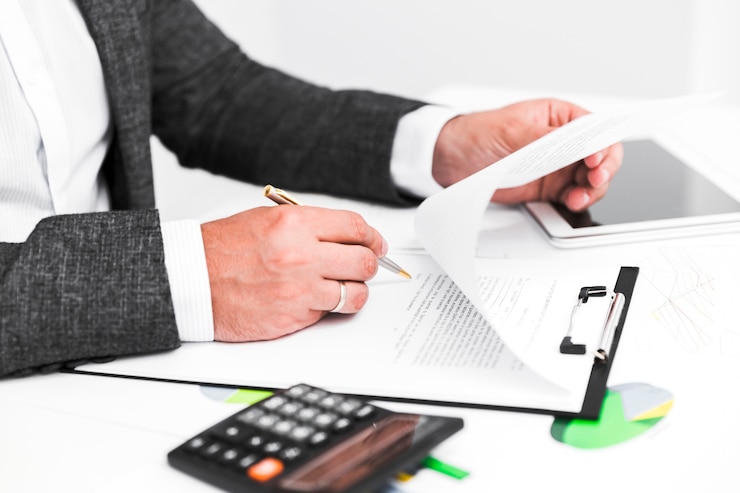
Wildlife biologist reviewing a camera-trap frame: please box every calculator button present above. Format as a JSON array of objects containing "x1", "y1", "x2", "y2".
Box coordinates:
[
  {"x1": 236, "y1": 407, "x2": 265, "y2": 425},
  {"x1": 313, "y1": 412, "x2": 338, "y2": 429},
  {"x1": 332, "y1": 417, "x2": 352, "y2": 433},
  {"x1": 303, "y1": 389, "x2": 328, "y2": 403},
  {"x1": 279, "y1": 401, "x2": 304, "y2": 416},
  {"x1": 255, "y1": 413, "x2": 280, "y2": 430},
  {"x1": 272, "y1": 419, "x2": 296, "y2": 436},
  {"x1": 212, "y1": 423, "x2": 248, "y2": 443},
  {"x1": 279, "y1": 446, "x2": 303, "y2": 462},
  {"x1": 288, "y1": 425, "x2": 315, "y2": 442},
  {"x1": 263, "y1": 440, "x2": 283, "y2": 455},
  {"x1": 354, "y1": 404, "x2": 376, "y2": 420},
  {"x1": 202, "y1": 441, "x2": 225, "y2": 457},
  {"x1": 236, "y1": 453, "x2": 261, "y2": 470},
  {"x1": 308, "y1": 431, "x2": 330, "y2": 447},
  {"x1": 261, "y1": 396, "x2": 287, "y2": 410},
  {"x1": 286, "y1": 384, "x2": 311, "y2": 398},
  {"x1": 336, "y1": 398, "x2": 362, "y2": 415},
  {"x1": 224, "y1": 426, "x2": 241, "y2": 438},
  {"x1": 217, "y1": 447, "x2": 241, "y2": 465},
  {"x1": 246, "y1": 435, "x2": 266, "y2": 449},
  {"x1": 296, "y1": 406, "x2": 320, "y2": 421},
  {"x1": 184, "y1": 436, "x2": 207, "y2": 452},
  {"x1": 319, "y1": 395, "x2": 341, "y2": 408},
  {"x1": 248, "y1": 457, "x2": 284, "y2": 482}
]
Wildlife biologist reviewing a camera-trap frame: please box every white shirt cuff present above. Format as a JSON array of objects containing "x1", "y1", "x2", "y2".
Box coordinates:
[
  {"x1": 160, "y1": 219, "x2": 214, "y2": 342},
  {"x1": 390, "y1": 105, "x2": 460, "y2": 198}
]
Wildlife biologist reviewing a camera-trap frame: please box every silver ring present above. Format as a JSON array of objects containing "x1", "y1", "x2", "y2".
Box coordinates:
[{"x1": 330, "y1": 281, "x2": 347, "y2": 313}]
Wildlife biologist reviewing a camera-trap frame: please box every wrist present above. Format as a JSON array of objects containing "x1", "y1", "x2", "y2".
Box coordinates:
[{"x1": 431, "y1": 115, "x2": 466, "y2": 188}]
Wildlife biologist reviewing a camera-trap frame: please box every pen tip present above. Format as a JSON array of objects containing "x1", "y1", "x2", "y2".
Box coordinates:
[{"x1": 399, "y1": 269, "x2": 412, "y2": 280}]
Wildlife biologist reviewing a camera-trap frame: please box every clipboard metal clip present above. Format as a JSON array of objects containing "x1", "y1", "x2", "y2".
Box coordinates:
[{"x1": 560, "y1": 286, "x2": 625, "y2": 364}]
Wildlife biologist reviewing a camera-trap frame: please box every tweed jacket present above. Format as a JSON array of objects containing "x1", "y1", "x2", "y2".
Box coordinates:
[{"x1": 0, "y1": 0, "x2": 424, "y2": 377}]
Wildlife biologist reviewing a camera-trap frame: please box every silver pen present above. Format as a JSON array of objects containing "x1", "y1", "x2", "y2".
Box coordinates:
[{"x1": 263, "y1": 184, "x2": 412, "y2": 279}]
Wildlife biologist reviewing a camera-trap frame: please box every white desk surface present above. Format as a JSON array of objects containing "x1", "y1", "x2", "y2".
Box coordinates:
[{"x1": 2, "y1": 87, "x2": 739, "y2": 492}]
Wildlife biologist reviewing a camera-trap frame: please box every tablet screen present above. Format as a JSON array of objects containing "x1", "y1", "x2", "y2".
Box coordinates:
[
  {"x1": 525, "y1": 140, "x2": 740, "y2": 245},
  {"x1": 552, "y1": 139, "x2": 740, "y2": 228}
]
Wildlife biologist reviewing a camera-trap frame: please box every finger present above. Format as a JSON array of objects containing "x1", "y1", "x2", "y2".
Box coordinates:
[
  {"x1": 560, "y1": 186, "x2": 592, "y2": 212},
  {"x1": 587, "y1": 182, "x2": 611, "y2": 204},
  {"x1": 582, "y1": 150, "x2": 605, "y2": 169},
  {"x1": 561, "y1": 142, "x2": 622, "y2": 208},
  {"x1": 307, "y1": 208, "x2": 388, "y2": 258},
  {"x1": 546, "y1": 99, "x2": 590, "y2": 127},
  {"x1": 583, "y1": 142, "x2": 623, "y2": 188},
  {"x1": 317, "y1": 242, "x2": 380, "y2": 281},
  {"x1": 320, "y1": 279, "x2": 369, "y2": 314},
  {"x1": 561, "y1": 176, "x2": 614, "y2": 211},
  {"x1": 569, "y1": 160, "x2": 593, "y2": 188}
]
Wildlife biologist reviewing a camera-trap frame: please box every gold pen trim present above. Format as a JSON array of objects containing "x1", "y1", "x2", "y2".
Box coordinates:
[{"x1": 264, "y1": 184, "x2": 303, "y2": 205}]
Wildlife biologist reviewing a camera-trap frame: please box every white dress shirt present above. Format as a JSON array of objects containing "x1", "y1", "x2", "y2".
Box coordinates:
[{"x1": 0, "y1": 0, "x2": 454, "y2": 341}]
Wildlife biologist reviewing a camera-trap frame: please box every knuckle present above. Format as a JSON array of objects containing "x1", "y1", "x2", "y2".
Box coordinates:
[
  {"x1": 275, "y1": 248, "x2": 306, "y2": 269},
  {"x1": 271, "y1": 205, "x2": 301, "y2": 231},
  {"x1": 346, "y1": 211, "x2": 368, "y2": 243},
  {"x1": 277, "y1": 281, "x2": 303, "y2": 301},
  {"x1": 262, "y1": 216, "x2": 308, "y2": 269},
  {"x1": 263, "y1": 246, "x2": 302, "y2": 270},
  {"x1": 361, "y1": 249, "x2": 378, "y2": 278},
  {"x1": 350, "y1": 283, "x2": 370, "y2": 311}
]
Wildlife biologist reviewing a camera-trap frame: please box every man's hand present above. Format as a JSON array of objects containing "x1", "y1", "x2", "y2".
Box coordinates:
[
  {"x1": 201, "y1": 206, "x2": 388, "y2": 342},
  {"x1": 432, "y1": 99, "x2": 623, "y2": 211}
]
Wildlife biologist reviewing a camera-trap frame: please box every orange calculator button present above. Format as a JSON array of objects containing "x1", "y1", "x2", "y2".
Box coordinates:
[{"x1": 248, "y1": 457, "x2": 284, "y2": 482}]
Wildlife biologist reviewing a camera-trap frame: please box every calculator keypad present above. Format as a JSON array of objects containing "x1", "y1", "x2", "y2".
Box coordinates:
[
  {"x1": 181, "y1": 384, "x2": 385, "y2": 483},
  {"x1": 169, "y1": 383, "x2": 463, "y2": 493}
]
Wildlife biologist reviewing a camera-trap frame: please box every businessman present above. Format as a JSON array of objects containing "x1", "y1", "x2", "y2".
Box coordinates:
[{"x1": 0, "y1": 0, "x2": 622, "y2": 377}]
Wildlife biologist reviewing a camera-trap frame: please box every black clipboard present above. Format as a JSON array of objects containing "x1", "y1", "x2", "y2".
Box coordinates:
[
  {"x1": 68, "y1": 266, "x2": 639, "y2": 421},
  {"x1": 554, "y1": 265, "x2": 639, "y2": 419}
]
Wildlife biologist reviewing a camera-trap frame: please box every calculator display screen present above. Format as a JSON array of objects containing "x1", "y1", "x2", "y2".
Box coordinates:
[{"x1": 277, "y1": 414, "x2": 420, "y2": 492}]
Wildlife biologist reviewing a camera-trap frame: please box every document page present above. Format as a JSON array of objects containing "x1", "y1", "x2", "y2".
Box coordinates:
[{"x1": 90, "y1": 254, "x2": 615, "y2": 412}]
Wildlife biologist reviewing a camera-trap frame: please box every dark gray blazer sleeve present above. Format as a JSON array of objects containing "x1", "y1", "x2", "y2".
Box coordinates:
[
  {"x1": 0, "y1": 0, "x2": 427, "y2": 378},
  {"x1": 149, "y1": 0, "x2": 428, "y2": 205},
  {"x1": 0, "y1": 211, "x2": 180, "y2": 377}
]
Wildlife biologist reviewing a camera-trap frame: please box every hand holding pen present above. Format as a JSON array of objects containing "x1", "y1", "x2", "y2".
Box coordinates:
[
  {"x1": 199, "y1": 186, "x2": 410, "y2": 343},
  {"x1": 264, "y1": 185, "x2": 411, "y2": 280}
]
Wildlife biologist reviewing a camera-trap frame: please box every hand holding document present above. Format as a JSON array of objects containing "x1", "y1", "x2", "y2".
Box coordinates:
[
  {"x1": 415, "y1": 93, "x2": 717, "y2": 384},
  {"x1": 80, "y1": 94, "x2": 713, "y2": 414}
]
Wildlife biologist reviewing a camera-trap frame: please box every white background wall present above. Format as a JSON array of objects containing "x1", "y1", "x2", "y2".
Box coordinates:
[
  {"x1": 191, "y1": 0, "x2": 740, "y2": 105},
  {"x1": 155, "y1": 0, "x2": 738, "y2": 218}
]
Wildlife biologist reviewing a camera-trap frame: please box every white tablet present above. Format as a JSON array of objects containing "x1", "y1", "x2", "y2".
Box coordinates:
[{"x1": 523, "y1": 139, "x2": 740, "y2": 247}]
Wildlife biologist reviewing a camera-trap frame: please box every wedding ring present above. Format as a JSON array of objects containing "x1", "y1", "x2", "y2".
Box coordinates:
[{"x1": 330, "y1": 281, "x2": 347, "y2": 313}]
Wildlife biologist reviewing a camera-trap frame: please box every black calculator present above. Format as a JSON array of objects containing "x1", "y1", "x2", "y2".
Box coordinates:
[{"x1": 168, "y1": 383, "x2": 464, "y2": 492}]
